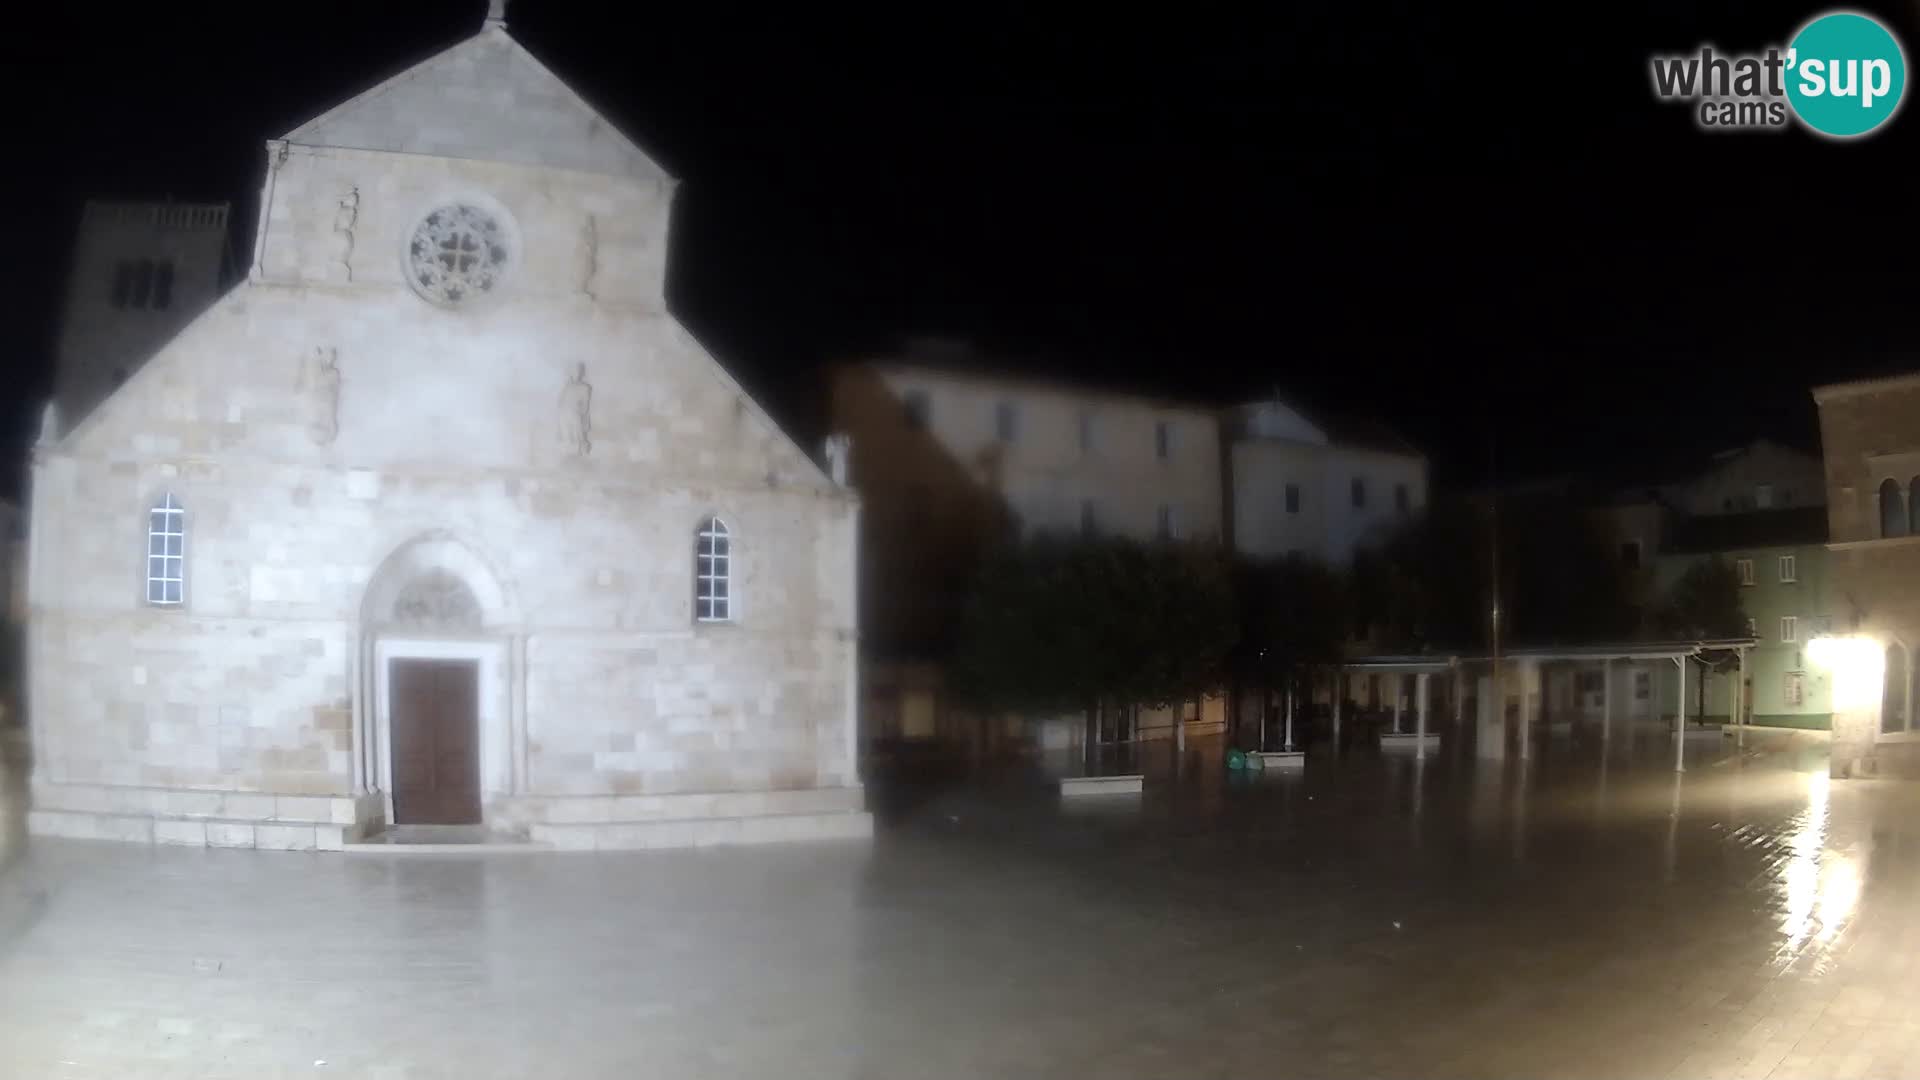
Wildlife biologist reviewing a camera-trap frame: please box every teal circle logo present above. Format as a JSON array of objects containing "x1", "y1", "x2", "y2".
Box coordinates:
[{"x1": 1785, "y1": 11, "x2": 1907, "y2": 137}]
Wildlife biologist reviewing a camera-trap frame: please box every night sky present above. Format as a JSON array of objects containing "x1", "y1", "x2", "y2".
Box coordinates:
[{"x1": 4, "y1": 0, "x2": 1916, "y2": 497}]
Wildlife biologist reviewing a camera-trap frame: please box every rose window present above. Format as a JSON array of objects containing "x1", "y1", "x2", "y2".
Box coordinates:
[{"x1": 407, "y1": 205, "x2": 508, "y2": 305}]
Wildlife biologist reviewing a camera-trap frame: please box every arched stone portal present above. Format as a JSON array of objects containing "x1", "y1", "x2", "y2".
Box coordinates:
[{"x1": 356, "y1": 533, "x2": 522, "y2": 831}]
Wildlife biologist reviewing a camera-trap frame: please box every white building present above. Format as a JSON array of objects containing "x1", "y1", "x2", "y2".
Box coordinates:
[
  {"x1": 1228, "y1": 398, "x2": 1427, "y2": 566},
  {"x1": 24, "y1": 9, "x2": 869, "y2": 850}
]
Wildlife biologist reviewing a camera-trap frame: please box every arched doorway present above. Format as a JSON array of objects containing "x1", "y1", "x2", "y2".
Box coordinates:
[{"x1": 359, "y1": 534, "x2": 518, "y2": 829}]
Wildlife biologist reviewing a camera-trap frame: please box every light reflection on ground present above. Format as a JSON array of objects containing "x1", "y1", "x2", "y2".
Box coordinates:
[{"x1": 4, "y1": 728, "x2": 1919, "y2": 1078}]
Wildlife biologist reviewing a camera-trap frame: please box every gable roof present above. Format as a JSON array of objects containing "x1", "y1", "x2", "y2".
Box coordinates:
[
  {"x1": 282, "y1": 22, "x2": 672, "y2": 182},
  {"x1": 1663, "y1": 507, "x2": 1829, "y2": 554}
]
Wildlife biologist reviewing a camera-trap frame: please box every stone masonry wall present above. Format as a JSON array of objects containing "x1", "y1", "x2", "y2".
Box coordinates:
[
  {"x1": 29, "y1": 133, "x2": 858, "y2": 829},
  {"x1": 1816, "y1": 376, "x2": 1920, "y2": 778}
]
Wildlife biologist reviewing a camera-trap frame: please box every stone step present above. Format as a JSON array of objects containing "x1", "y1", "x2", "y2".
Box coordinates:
[
  {"x1": 28, "y1": 809, "x2": 347, "y2": 851},
  {"x1": 30, "y1": 781, "x2": 355, "y2": 825},
  {"x1": 529, "y1": 810, "x2": 874, "y2": 851}
]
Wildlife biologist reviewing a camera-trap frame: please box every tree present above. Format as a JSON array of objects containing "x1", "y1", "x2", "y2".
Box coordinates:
[
  {"x1": 1231, "y1": 554, "x2": 1348, "y2": 746},
  {"x1": 950, "y1": 535, "x2": 1237, "y2": 737},
  {"x1": 1656, "y1": 557, "x2": 1748, "y2": 640},
  {"x1": 1350, "y1": 492, "x2": 1639, "y2": 653}
]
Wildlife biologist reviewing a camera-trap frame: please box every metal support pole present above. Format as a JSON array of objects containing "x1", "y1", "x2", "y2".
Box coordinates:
[
  {"x1": 1737, "y1": 646, "x2": 1749, "y2": 748},
  {"x1": 1674, "y1": 656, "x2": 1688, "y2": 773},
  {"x1": 1416, "y1": 671, "x2": 1430, "y2": 760},
  {"x1": 1602, "y1": 658, "x2": 1613, "y2": 746},
  {"x1": 1333, "y1": 666, "x2": 1345, "y2": 754},
  {"x1": 1519, "y1": 660, "x2": 1534, "y2": 760},
  {"x1": 1452, "y1": 663, "x2": 1464, "y2": 735},
  {"x1": 1284, "y1": 680, "x2": 1296, "y2": 752}
]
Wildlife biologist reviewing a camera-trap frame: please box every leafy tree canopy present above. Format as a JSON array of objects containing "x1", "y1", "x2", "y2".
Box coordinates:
[{"x1": 950, "y1": 535, "x2": 1236, "y2": 713}]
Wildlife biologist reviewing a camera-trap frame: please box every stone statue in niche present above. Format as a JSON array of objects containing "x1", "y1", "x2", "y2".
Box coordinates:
[
  {"x1": 392, "y1": 571, "x2": 483, "y2": 629},
  {"x1": 579, "y1": 214, "x2": 599, "y2": 299},
  {"x1": 35, "y1": 400, "x2": 59, "y2": 448},
  {"x1": 558, "y1": 363, "x2": 593, "y2": 456},
  {"x1": 331, "y1": 186, "x2": 359, "y2": 283},
  {"x1": 823, "y1": 434, "x2": 851, "y2": 487},
  {"x1": 307, "y1": 346, "x2": 341, "y2": 446}
]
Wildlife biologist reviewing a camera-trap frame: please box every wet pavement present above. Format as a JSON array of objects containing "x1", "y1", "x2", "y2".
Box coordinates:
[{"x1": 2, "y1": 730, "x2": 1918, "y2": 1078}]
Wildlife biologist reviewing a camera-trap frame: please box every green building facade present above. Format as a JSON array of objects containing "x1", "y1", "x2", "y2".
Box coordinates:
[{"x1": 1653, "y1": 509, "x2": 1832, "y2": 728}]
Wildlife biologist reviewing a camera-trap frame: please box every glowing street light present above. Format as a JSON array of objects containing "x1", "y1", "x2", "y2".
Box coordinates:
[{"x1": 1808, "y1": 635, "x2": 1885, "y2": 712}]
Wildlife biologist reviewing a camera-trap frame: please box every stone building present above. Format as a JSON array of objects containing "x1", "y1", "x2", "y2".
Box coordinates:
[
  {"x1": 829, "y1": 346, "x2": 1230, "y2": 750},
  {"x1": 1225, "y1": 398, "x2": 1427, "y2": 566},
  {"x1": 1812, "y1": 370, "x2": 1920, "y2": 779},
  {"x1": 50, "y1": 201, "x2": 233, "y2": 438},
  {"x1": 1652, "y1": 508, "x2": 1833, "y2": 728},
  {"x1": 24, "y1": 9, "x2": 869, "y2": 849}
]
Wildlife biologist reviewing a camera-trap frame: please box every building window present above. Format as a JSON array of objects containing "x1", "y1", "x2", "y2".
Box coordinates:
[
  {"x1": 1779, "y1": 616, "x2": 1797, "y2": 643},
  {"x1": 407, "y1": 204, "x2": 510, "y2": 306},
  {"x1": 1620, "y1": 541, "x2": 1642, "y2": 570},
  {"x1": 1079, "y1": 500, "x2": 1098, "y2": 538},
  {"x1": 1784, "y1": 671, "x2": 1806, "y2": 708},
  {"x1": 995, "y1": 401, "x2": 1019, "y2": 443},
  {"x1": 902, "y1": 390, "x2": 930, "y2": 430},
  {"x1": 1778, "y1": 554, "x2": 1797, "y2": 583},
  {"x1": 1884, "y1": 643, "x2": 1910, "y2": 735},
  {"x1": 111, "y1": 258, "x2": 174, "y2": 311},
  {"x1": 145, "y1": 493, "x2": 185, "y2": 606},
  {"x1": 152, "y1": 260, "x2": 175, "y2": 310},
  {"x1": 1755, "y1": 483, "x2": 1774, "y2": 509},
  {"x1": 1155, "y1": 421, "x2": 1174, "y2": 461},
  {"x1": 1745, "y1": 617, "x2": 1758, "y2": 638},
  {"x1": 132, "y1": 258, "x2": 156, "y2": 308},
  {"x1": 1078, "y1": 410, "x2": 1096, "y2": 454},
  {"x1": 1351, "y1": 477, "x2": 1366, "y2": 509},
  {"x1": 110, "y1": 262, "x2": 132, "y2": 308},
  {"x1": 1735, "y1": 558, "x2": 1754, "y2": 585},
  {"x1": 695, "y1": 516, "x2": 732, "y2": 622},
  {"x1": 1284, "y1": 483, "x2": 1301, "y2": 514},
  {"x1": 1880, "y1": 478, "x2": 1907, "y2": 538},
  {"x1": 1157, "y1": 504, "x2": 1182, "y2": 541},
  {"x1": 1634, "y1": 671, "x2": 1650, "y2": 701}
]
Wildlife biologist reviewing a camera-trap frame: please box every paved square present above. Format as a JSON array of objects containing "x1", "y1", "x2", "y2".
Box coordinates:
[{"x1": 2, "y1": 732, "x2": 1916, "y2": 1078}]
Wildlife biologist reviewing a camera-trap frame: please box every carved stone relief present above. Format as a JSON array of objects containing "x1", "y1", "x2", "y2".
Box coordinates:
[
  {"x1": 392, "y1": 571, "x2": 483, "y2": 630},
  {"x1": 307, "y1": 346, "x2": 341, "y2": 446},
  {"x1": 331, "y1": 186, "x2": 359, "y2": 283},
  {"x1": 558, "y1": 363, "x2": 593, "y2": 456},
  {"x1": 580, "y1": 214, "x2": 599, "y2": 299}
]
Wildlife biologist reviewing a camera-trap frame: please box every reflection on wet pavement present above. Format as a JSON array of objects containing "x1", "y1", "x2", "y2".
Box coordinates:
[{"x1": 3, "y1": 731, "x2": 1918, "y2": 1078}]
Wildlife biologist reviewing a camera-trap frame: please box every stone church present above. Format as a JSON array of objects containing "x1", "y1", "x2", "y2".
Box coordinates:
[{"x1": 25, "y1": 7, "x2": 869, "y2": 850}]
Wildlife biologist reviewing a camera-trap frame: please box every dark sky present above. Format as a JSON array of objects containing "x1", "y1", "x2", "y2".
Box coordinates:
[{"x1": 4, "y1": 0, "x2": 1917, "y2": 495}]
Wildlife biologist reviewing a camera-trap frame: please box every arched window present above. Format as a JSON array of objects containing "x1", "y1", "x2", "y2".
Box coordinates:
[
  {"x1": 1879, "y1": 478, "x2": 1907, "y2": 538},
  {"x1": 695, "y1": 516, "x2": 731, "y2": 622},
  {"x1": 146, "y1": 493, "x2": 185, "y2": 606},
  {"x1": 1884, "y1": 643, "x2": 1910, "y2": 735}
]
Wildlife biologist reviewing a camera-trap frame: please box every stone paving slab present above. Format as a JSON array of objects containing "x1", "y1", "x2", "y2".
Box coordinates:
[{"x1": 2, "y1": 734, "x2": 1916, "y2": 1078}]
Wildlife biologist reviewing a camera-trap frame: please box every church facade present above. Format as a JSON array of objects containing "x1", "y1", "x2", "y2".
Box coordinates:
[{"x1": 24, "y1": 14, "x2": 869, "y2": 850}]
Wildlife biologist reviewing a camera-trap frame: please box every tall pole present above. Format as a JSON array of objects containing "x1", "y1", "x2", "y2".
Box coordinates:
[{"x1": 1488, "y1": 429, "x2": 1504, "y2": 754}]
